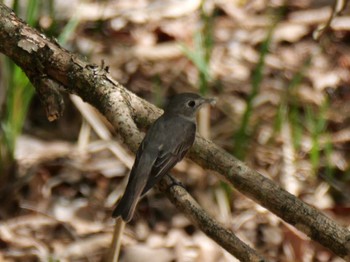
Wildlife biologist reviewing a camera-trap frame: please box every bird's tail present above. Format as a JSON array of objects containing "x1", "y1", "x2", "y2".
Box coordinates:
[
  {"x1": 112, "y1": 154, "x2": 155, "y2": 222},
  {"x1": 112, "y1": 191, "x2": 139, "y2": 222}
]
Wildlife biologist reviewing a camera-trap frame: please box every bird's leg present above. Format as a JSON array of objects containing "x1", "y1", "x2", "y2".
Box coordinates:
[{"x1": 166, "y1": 174, "x2": 186, "y2": 189}]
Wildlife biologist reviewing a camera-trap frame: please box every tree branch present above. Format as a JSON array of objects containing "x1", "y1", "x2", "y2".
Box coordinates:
[
  {"x1": 158, "y1": 175, "x2": 265, "y2": 262},
  {"x1": 1, "y1": 3, "x2": 350, "y2": 259}
]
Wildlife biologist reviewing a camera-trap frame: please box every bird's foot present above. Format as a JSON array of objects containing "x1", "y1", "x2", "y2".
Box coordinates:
[{"x1": 166, "y1": 174, "x2": 185, "y2": 189}]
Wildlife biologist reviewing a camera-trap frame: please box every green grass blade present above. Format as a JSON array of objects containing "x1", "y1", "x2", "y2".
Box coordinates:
[{"x1": 234, "y1": 26, "x2": 273, "y2": 160}]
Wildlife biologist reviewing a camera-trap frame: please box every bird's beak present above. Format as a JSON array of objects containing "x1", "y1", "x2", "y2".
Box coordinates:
[
  {"x1": 207, "y1": 98, "x2": 216, "y2": 106},
  {"x1": 201, "y1": 97, "x2": 216, "y2": 106}
]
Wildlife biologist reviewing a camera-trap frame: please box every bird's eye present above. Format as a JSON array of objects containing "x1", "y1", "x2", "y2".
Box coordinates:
[{"x1": 187, "y1": 100, "x2": 196, "y2": 107}]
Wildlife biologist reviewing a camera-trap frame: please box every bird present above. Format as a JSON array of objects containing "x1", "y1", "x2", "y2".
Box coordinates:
[{"x1": 112, "y1": 93, "x2": 215, "y2": 222}]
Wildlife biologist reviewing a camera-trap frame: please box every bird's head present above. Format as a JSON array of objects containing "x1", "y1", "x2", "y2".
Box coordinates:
[{"x1": 164, "y1": 93, "x2": 215, "y2": 119}]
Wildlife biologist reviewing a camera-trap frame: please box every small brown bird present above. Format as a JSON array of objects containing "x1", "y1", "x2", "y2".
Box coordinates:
[{"x1": 112, "y1": 93, "x2": 214, "y2": 222}]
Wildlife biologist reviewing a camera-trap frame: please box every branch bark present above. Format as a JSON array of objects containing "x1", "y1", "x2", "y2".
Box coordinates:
[{"x1": 1, "y1": 3, "x2": 350, "y2": 259}]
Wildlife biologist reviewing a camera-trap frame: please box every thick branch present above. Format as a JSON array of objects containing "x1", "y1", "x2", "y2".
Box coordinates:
[{"x1": 1, "y1": 3, "x2": 350, "y2": 259}]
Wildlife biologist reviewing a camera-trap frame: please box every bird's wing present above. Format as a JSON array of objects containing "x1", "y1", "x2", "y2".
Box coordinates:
[{"x1": 141, "y1": 125, "x2": 195, "y2": 195}]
